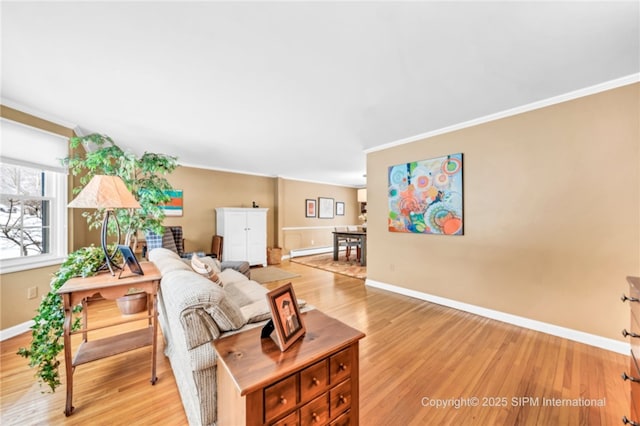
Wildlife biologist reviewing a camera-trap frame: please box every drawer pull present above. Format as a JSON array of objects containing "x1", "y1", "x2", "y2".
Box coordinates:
[
  {"x1": 622, "y1": 294, "x2": 640, "y2": 303},
  {"x1": 312, "y1": 412, "x2": 320, "y2": 422},
  {"x1": 339, "y1": 394, "x2": 347, "y2": 404},
  {"x1": 339, "y1": 363, "x2": 347, "y2": 371},
  {"x1": 621, "y1": 372, "x2": 640, "y2": 383},
  {"x1": 623, "y1": 329, "x2": 640, "y2": 338},
  {"x1": 279, "y1": 396, "x2": 287, "y2": 405},
  {"x1": 622, "y1": 416, "x2": 640, "y2": 426},
  {"x1": 312, "y1": 377, "x2": 320, "y2": 386}
]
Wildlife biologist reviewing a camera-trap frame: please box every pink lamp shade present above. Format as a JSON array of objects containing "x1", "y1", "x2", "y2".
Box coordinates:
[{"x1": 68, "y1": 175, "x2": 140, "y2": 209}]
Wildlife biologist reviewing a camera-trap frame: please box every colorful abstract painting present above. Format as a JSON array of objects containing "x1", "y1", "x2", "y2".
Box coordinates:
[{"x1": 388, "y1": 153, "x2": 463, "y2": 235}]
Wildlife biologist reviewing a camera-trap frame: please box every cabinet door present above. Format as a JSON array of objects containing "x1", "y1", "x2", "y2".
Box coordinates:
[
  {"x1": 246, "y1": 211, "x2": 267, "y2": 265},
  {"x1": 224, "y1": 211, "x2": 249, "y2": 262}
]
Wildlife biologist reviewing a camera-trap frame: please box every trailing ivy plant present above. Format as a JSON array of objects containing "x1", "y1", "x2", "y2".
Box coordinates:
[
  {"x1": 17, "y1": 246, "x2": 107, "y2": 392},
  {"x1": 64, "y1": 134, "x2": 178, "y2": 245}
]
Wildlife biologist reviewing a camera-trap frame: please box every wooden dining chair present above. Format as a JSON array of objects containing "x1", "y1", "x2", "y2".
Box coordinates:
[
  {"x1": 335, "y1": 227, "x2": 360, "y2": 261},
  {"x1": 347, "y1": 225, "x2": 362, "y2": 261},
  {"x1": 210, "y1": 235, "x2": 223, "y2": 259}
]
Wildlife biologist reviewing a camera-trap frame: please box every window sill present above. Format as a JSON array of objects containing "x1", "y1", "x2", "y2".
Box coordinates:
[{"x1": 0, "y1": 256, "x2": 66, "y2": 274}]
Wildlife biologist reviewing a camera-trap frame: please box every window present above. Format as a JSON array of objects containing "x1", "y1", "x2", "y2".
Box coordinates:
[{"x1": 0, "y1": 118, "x2": 68, "y2": 273}]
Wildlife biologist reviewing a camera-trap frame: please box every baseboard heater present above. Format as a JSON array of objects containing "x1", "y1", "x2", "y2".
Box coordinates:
[{"x1": 289, "y1": 246, "x2": 337, "y2": 258}]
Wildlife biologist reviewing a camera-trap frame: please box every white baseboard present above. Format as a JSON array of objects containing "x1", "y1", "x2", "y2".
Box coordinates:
[
  {"x1": 1, "y1": 320, "x2": 34, "y2": 341},
  {"x1": 289, "y1": 246, "x2": 335, "y2": 258},
  {"x1": 365, "y1": 279, "x2": 629, "y2": 355}
]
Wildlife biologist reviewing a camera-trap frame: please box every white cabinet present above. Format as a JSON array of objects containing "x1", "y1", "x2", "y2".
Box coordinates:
[{"x1": 215, "y1": 208, "x2": 268, "y2": 266}]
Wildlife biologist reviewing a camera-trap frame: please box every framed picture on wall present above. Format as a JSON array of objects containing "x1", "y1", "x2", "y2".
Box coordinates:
[
  {"x1": 318, "y1": 197, "x2": 334, "y2": 219},
  {"x1": 305, "y1": 199, "x2": 316, "y2": 217},
  {"x1": 336, "y1": 201, "x2": 345, "y2": 216},
  {"x1": 161, "y1": 189, "x2": 183, "y2": 216}
]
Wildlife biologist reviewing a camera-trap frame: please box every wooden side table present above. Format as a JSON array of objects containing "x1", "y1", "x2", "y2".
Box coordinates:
[
  {"x1": 214, "y1": 310, "x2": 365, "y2": 426},
  {"x1": 57, "y1": 262, "x2": 162, "y2": 416}
]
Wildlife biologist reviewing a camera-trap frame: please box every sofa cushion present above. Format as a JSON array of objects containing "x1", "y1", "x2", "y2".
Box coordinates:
[
  {"x1": 150, "y1": 249, "x2": 192, "y2": 275},
  {"x1": 159, "y1": 269, "x2": 246, "y2": 333},
  {"x1": 180, "y1": 307, "x2": 221, "y2": 350},
  {"x1": 219, "y1": 268, "x2": 250, "y2": 285},
  {"x1": 225, "y1": 278, "x2": 268, "y2": 302},
  {"x1": 205, "y1": 296, "x2": 246, "y2": 331},
  {"x1": 241, "y1": 298, "x2": 308, "y2": 324},
  {"x1": 149, "y1": 247, "x2": 181, "y2": 261},
  {"x1": 223, "y1": 282, "x2": 254, "y2": 307},
  {"x1": 241, "y1": 300, "x2": 273, "y2": 323}
]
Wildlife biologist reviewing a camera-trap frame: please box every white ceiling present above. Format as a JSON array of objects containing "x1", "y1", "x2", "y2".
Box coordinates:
[{"x1": 2, "y1": 1, "x2": 638, "y2": 187}]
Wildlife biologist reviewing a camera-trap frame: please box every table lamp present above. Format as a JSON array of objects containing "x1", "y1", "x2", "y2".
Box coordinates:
[{"x1": 68, "y1": 175, "x2": 141, "y2": 275}]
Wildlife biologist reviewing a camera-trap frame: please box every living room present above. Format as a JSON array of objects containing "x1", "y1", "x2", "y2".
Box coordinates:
[{"x1": 1, "y1": 2, "x2": 639, "y2": 425}]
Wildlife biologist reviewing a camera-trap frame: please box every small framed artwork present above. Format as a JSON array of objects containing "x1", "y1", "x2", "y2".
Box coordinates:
[
  {"x1": 318, "y1": 197, "x2": 335, "y2": 219},
  {"x1": 118, "y1": 245, "x2": 144, "y2": 278},
  {"x1": 336, "y1": 201, "x2": 345, "y2": 216},
  {"x1": 305, "y1": 199, "x2": 316, "y2": 217},
  {"x1": 266, "y1": 283, "x2": 306, "y2": 351},
  {"x1": 161, "y1": 189, "x2": 183, "y2": 217}
]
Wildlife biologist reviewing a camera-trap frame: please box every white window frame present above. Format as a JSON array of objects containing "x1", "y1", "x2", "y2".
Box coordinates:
[{"x1": 0, "y1": 158, "x2": 68, "y2": 274}]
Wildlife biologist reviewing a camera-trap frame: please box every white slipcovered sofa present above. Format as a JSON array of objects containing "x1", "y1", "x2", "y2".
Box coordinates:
[{"x1": 149, "y1": 248, "x2": 283, "y2": 425}]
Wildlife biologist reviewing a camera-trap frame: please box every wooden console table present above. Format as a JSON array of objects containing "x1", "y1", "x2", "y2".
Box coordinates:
[
  {"x1": 215, "y1": 310, "x2": 365, "y2": 426},
  {"x1": 57, "y1": 262, "x2": 161, "y2": 416}
]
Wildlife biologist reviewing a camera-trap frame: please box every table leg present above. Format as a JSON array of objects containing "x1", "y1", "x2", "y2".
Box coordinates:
[
  {"x1": 360, "y1": 236, "x2": 366, "y2": 266},
  {"x1": 333, "y1": 233, "x2": 339, "y2": 261},
  {"x1": 62, "y1": 294, "x2": 74, "y2": 416},
  {"x1": 81, "y1": 299, "x2": 88, "y2": 342},
  {"x1": 150, "y1": 287, "x2": 158, "y2": 385}
]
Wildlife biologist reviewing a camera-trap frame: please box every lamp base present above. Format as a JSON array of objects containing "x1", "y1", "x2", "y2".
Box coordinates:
[{"x1": 101, "y1": 210, "x2": 122, "y2": 276}]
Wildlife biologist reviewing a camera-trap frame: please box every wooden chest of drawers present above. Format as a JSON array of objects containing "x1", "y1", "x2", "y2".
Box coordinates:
[
  {"x1": 623, "y1": 276, "x2": 640, "y2": 426},
  {"x1": 215, "y1": 310, "x2": 365, "y2": 426}
]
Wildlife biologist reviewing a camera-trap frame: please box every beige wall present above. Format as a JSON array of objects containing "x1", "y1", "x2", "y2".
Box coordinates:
[
  {"x1": 278, "y1": 179, "x2": 361, "y2": 252},
  {"x1": 161, "y1": 167, "x2": 360, "y2": 254},
  {"x1": 160, "y1": 166, "x2": 277, "y2": 253},
  {"x1": 366, "y1": 83, "x2": 640, "y2": 342}
]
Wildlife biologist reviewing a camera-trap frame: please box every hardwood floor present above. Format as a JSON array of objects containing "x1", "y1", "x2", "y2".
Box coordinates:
[{"x1": 1, "y1": 260, "x2": 630, "y2": 425}]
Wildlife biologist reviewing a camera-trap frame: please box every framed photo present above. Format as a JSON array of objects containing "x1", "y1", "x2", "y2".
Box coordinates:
[
  {"x1": 118, "y1": 245, "x2": 144, "y2": 278},
  {"x1": 318, "y1": 197, "x2": 335, "y2": 219},
  {"x1": 305, "y1": 199, "x2": 316, "y2": 217},
  {"x1": 266, "y1": 283, "x2": 306, "y2": 351},
  {"x1": 336, "y1": 201, "x2": 345, "y2": 216}
]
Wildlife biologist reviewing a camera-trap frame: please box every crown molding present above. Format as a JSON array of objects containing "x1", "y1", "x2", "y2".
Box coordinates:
[
  {"x1": 177, "y1": 160, "x2": 360, "y2": 188},
  {"x1": 366, "y1": 73, "x2": 640, "y2": 154},
  {"x1": 0, "y1": 97, "x2": 78, "y2": 130}
]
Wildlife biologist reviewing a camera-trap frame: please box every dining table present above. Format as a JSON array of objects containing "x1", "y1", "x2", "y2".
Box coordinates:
[{"x1": 332, "y1": 229, "x2": 367, "y2": 266}]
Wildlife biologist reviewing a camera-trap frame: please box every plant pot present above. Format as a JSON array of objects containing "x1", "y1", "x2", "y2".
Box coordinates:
[{"x1": 116, "y1": 292, "x2": 148, "y2": 315}]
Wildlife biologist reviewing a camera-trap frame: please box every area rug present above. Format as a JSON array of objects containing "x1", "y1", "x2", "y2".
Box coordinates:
[
  {"x1": 250, "y1": 266, "x2": 300, "y2": 284},
  {"x1": 290, "y1": 253, "x2": 366, "y2": 280}
]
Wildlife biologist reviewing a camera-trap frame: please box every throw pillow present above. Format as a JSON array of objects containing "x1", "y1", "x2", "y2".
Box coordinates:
[
  {"x1": 199, "y1": 256, "x2": 222, "y2": 273},
  {"x1": 161, "y1": 227, "x2": 179, "y2": 254},
  {"x1": 191, "y1": 254, "x2": 222, "y2": 286}
]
